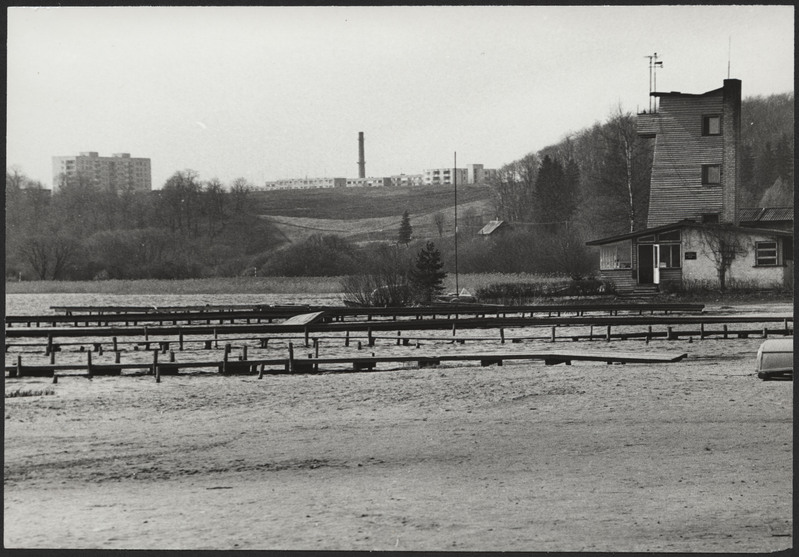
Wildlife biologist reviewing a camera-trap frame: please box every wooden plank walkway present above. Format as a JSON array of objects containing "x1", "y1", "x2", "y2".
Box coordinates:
[
  {"x1": 4, "y1": 314, "x2": 791, "y2": 339},
  {"x1": 17, "y1": 302, "x2": 706, "y2": 328},
  {"x1": 5, "y1": 350, "x2": 689, "y2": 378}
]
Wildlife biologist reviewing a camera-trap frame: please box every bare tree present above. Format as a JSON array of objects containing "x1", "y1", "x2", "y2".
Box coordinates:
[
  {"x1": 432, "y1": 212, "x2": 446, "y2": 238},
  {"x1": 489, "y1": 153, "x2": 539, "y2": 223},
  {"x1": 230, "y1": 177, "x2": 253, "y2": 214},
  {"x1": 698, "y1": 225, "x2": 751, "y2": 291},
  {"x1": 19, "y1": 234, "x2": 80, "y2": 280}
]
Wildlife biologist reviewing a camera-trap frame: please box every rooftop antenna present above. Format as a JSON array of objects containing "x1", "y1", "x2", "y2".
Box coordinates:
[
  {"x1": 727, "y1": 36, "x2": 731, "y2": 79},
  {"x1": 645, "y1": 52, "x2": 663, "y2": 112},
  {"x1": 453, "y1": 151, "x2": 459, "y2": 297}
]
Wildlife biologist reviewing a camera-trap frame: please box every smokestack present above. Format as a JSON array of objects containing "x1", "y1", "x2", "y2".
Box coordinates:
[{"x1": 358, "y1": 132, "x2": 365, "y2": 179}]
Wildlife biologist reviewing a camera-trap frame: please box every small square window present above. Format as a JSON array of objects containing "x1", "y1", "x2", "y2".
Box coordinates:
[
  {"x1": 702, "y1": 165, "x2": 721, "y2": 185},
  {"x1": 756, "y1": 241, "x2": 779, "y2": 266},
  {"x1": 703, "y1": 115, "x2": 721, "y2": 135}
]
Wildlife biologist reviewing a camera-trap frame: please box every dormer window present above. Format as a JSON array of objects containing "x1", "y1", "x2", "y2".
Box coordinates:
[{"x1": 702, "y1": 115, "x2": 721, "y2": 136}]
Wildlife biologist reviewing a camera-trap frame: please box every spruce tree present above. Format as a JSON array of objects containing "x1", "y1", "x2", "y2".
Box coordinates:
[
  {"x1": 410, "y1": 241, "x2": 447, "y2": 302},
  {"x1": 398, "y1": 210, "x2": 413, "y2": 245}
]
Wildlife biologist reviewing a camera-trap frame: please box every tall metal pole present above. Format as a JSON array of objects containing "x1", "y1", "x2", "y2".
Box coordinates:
[{"x1": 454, "y1": 151, "x2": 459, "y2": 297}]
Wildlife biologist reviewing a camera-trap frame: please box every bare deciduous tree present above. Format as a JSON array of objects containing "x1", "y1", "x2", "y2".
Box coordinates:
[{"x1": 698, "y1": 225, "x2": 751, "y2": 291}]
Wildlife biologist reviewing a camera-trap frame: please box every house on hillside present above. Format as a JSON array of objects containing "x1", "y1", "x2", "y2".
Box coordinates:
[
  {"x1": 477, "y1": 219, "x2": 511, "y2": 237},
  {"x1": 587, "y1": 78, "x2": 793, "y2": 293}
]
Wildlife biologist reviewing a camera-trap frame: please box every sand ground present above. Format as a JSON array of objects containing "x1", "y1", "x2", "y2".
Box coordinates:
[{"x1": 4, "y1": 330, "x2": 793, "y2": 552}]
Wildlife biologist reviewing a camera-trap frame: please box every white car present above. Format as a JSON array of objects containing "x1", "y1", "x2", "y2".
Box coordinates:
[{"x1": 755, "y1": 338, "x2": 793, "y2": 381}]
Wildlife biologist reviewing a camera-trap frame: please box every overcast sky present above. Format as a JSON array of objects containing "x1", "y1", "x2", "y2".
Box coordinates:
[{"x1": 7, "y1": 5, "x2": 795, "y2": 189}]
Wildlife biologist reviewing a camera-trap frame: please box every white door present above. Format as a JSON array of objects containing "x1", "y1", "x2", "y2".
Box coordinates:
[{"x1": 653, "y1": 244, "x2": 661, "y2": 285}]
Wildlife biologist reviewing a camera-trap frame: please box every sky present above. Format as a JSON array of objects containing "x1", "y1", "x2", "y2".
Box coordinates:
[{"x1": 6, "y1": 5, "x2": 795, "y2": 189}]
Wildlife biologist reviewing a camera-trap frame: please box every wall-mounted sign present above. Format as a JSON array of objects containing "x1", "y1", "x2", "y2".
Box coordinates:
[{"x1": 684, "y1": 252, "x2": 697, "y2": 260}]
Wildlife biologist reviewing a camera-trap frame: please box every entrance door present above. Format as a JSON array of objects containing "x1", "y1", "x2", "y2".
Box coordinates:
[
  {"x1": 653, "y1": 244, "x2": 661, "y2": 285},
  {"x1": 638, "y1": 244, "x2": 654, "y2": 284}
]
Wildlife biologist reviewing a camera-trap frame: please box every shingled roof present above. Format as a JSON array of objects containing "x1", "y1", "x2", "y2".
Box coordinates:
[{"x1": 738, "y1": 207, "x2": 794, "y2": 224}]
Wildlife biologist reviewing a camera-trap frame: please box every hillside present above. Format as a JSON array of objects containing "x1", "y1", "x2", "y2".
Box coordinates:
[
  {"x1": 262, "y1": 199, "x2": 493, "y2": 245},
  {"x1": 252, "y1": 184, "x2": 495, "y2": 244},
  {"x1": 251, "y1": 184, "x2": 493, "y2": 220}
]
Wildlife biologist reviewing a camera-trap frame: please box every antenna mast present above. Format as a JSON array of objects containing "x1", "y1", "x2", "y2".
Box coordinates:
[
  {"x1": 644, "y1": 52, "x2": 663, "y2": 112},
  {"x1": 454, "y1": 151, "x2": 459, "y2": 297},
  {"x1": 727, "y1": 36, "x2": 731, "y2": 79}
]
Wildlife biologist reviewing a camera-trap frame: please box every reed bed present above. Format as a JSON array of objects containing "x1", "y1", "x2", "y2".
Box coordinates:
[
  {"x1": 6, "y1": 274, "x2": 566, "y2": 297},
  {"x1": 5, "y1": 277, "x2": 345, "y2": 296}
]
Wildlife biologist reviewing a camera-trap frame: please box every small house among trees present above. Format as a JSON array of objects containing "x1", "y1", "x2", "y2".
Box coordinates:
[{"x1": 477, "y1": 219, "x2": 511, "y2": 237}]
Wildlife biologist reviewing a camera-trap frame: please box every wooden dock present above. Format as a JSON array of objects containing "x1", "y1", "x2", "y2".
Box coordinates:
[
  {"x1": 6, "y1": 302, "x2": 707, "y2": 328},
  {"x1": 5, "y1": 349, "x2": 689, "y2": 379}
]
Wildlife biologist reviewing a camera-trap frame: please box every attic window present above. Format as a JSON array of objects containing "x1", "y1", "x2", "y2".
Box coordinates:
[
  {"x1": 702, "y1": 164, "x2": 721, "y2": 185},
  {"x1": 702, "y1": 115, "x2": 721, "y2": 136}
]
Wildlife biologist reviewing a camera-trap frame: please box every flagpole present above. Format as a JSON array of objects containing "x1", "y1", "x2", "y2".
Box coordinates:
[{"x1": 454, "y1": 151, "x2": 459, "y2": 297}]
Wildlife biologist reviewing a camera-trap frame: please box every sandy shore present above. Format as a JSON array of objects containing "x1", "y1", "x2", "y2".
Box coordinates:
[{"x1": 4, "y1": 329, "x2": 793, "y2": 551}]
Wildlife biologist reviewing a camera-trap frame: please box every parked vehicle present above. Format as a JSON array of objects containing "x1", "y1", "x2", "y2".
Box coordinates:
[{"x1": 755, "y1": 339, "x2": 793, "y2": 381}]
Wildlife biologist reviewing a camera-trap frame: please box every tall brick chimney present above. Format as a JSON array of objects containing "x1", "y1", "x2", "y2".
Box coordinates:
[
  {"x1": 721, "y1": 79, "x2": 741, "y2": 224},
  {"x1": 358, "y1": 132, "x2": 366, "y2": 179}
]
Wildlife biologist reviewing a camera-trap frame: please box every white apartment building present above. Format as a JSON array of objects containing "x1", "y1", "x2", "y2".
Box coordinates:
[
  {"x1": 263, "y1": 177, "x2": 346, "y2": 190},
  {"x1": 52, "y1": 152, "x2": 152, "y2": 193},
  {"x1": 422, "y1": 167, "x2": 468, "y2": 186}
]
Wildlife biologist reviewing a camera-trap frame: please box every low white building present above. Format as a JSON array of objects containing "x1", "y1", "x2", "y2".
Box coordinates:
[{"x1": 586, "y1": 221, "x2": 793, "y2": 293}]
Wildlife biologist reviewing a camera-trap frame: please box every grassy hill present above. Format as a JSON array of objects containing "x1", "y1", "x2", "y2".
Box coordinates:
[
  {"x1": 252, "y1": 184, "x2": 492, "y2": 219},
  {"x1": 253, "y1": 184, "x2": 496, "y2": 244}
]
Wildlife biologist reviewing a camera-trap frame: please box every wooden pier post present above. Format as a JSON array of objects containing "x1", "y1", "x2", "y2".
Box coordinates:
[
  {"x1": 144, "y1": 326, "x2": 149, "y2": 342},
  {"x1": 154, "y1": 351, "x2": 160, "y2": 383},
  {"x1": 179, "y1": 331, "x2": 184, "y2": 351},
  {"x1": 368, "y1": 327, "x2": 374, "y2": 347},
  {"x1": 700, "y1": 323, "x2": 705, "y2": 340},
  {"x1": 606, "y1": 325, "x2": 612, "y2": 342},
  {"x1": 115, "y1": 350, "x2": 121, "y2": 364},
  {"x1": 222, "y1": 344, "x2": 229, "y2": 374},
  {"x1": 304, "y1": 326, "x2": 310, "y2": 347},
  {"x1": 46, "y1": 333, "x2": 53, "y2": 356},
  {"x1": 242, "y1": 345, "x2": 248, "y2": 361},
  {"x1": 113, "y1": 336, "x2": 118, "y2": 352},
  {"x1": 288, "y1": 342, "x2": 295, "y2": 373},
  {"x1": 357, "y1": 341, "x2": 363, "y2": 351},
  {"x1": 214, "y1": 328, "x2": 219, "y2": 349},
  {"x1": 589, "y1": 325, "x2": 593, "y2": 341},
  {"x1": 16, "y1": 355, "x2": 22, "y2": 378},
  {"x1": 170, "y1": 350, "x2": 176, "y2": 363},
  {"x1": 396, "y1": 331, "x2": 401, "y2": 346},
  {"x1": 723, "y1": 324, "x2": 728, "y2": 339},
  {"x1": 551, "y1": 326, "x2": 556, "y2": 343},
  {"x1": 500, "y1": 328, "x2": 505, "y2": 344},
  {"x1": 345, "y1": 330, "x2": 350, "y2": 347},
  {"x1": 87, "y1": 352, "x2": 93, "y2": 378},
  {"x1": 50, "y1": 350, "x2": 56, "y2": 365},
  {"x1": 646, "y1": 325, "x2": 652, "y2": 344}
]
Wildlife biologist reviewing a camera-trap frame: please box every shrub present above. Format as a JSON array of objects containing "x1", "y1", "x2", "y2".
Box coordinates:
[{"x1": 476, "y1": 278, "x2": 614, "y2": 304}]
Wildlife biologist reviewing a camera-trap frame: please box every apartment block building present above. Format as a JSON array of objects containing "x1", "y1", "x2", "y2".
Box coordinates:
[
  {"x1": 422, "y1": 167, "x2": 469, "y2": 186},
  {"x1": 52, "y1": 152, "x2": 152, "y2": 193},
  {"x1": 263, "y1": 177, "x2": 346, "y2": 190}
]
